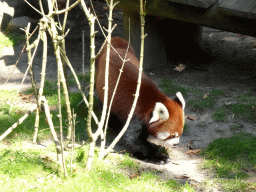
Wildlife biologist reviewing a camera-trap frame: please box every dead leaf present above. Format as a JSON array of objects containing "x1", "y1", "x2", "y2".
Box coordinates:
[
  {"x1": 129, "y1": 173, "x2": 140, "y2": 179},
  {"x1": 174, "y1": 175, "x2": 189, "y2": 179},
  {"x1": 20, "y1": 94, "x2": 33, "y2": 101},
  {"x1": 187, "y1": 115, "x2": 197, "y2": 121},
  {"x1": 186, "y1": 149, "x2": 201, "y2": 155},
  {"x1": 170, "y1": 161, "x2": 180, "y2": 165},
  {"x1": 10, "y1": 156, "x2": 15, "y2": 162},
  {"x1": 225, "y1": 101, "x2": 232, "y2": 105},
  {"x1": 173, "y1": 64, "x2": 186, "y2": 72},
  {"x1": 203, "y1": 93, "x2": 209, "y2": 99}
]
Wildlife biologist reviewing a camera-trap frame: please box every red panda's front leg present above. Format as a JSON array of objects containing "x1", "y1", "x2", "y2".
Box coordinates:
[{"x1": 121, "y1": 117, "x2": 170, "y2": 163}]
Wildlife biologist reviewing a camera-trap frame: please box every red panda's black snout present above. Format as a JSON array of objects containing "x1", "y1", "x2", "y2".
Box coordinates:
[{"x1": 95, "y1": 37, "x2": 185, "y2": 163}]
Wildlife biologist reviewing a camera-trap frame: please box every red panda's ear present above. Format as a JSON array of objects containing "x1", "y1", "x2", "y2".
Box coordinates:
[
  {"x1": 174, "y1": 92, "x2": 185, "y2": 110},
  {"x1": 149, "y1": 102, "x2": 169, "y2": 124}
]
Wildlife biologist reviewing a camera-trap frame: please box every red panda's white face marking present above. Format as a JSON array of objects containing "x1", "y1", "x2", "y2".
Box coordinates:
[
  {"x1": 149, "y1": 102, "x2": 169, "y2": 124},
  {"x1": 157, "y1": 131, "x2": 170, "y2": 140},
  {"x1": 147, "y1": 92, "x2": 185, "y2": 147},
  {"x1": 164, "y1": 137, "x2": 180, "y2": 146},
  {"x1": 164, "y1": 132, "x2": 180, "y2": 146}
]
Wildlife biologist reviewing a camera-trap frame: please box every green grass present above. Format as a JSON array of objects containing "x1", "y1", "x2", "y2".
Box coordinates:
[
  {"x1": 188, "y1": 89, "x2": 224, "y2": 110},
  {"x1": 202, "y1": 132, "x2": 256, "y2": 191},
  {"x1": 230, "y1": 124, "x2": 244, "y2": 133},
  {"x1": 0, "y1": 141, "x2": 195, "y2": 192},
  {"x1": 213, "y1": 102, "x2": 256, "y2": 122},
  {"x1": 202, "y1": 132, "x2": 256, "y2": 179},
  {"x1": 159, "y1": 79, "x2": 225, "y2": 110},
  {"x1": 4, "y1": 77, "x2": 256, "y2": 191},
  {"x1": 0, "y1": 87, "x2": 87, "y2": 141},
  {"x1": 214, "y1": 178, "x2": 255, "y2": 192},
  {"x1": 212, "y1": 106, "x2": 227, "y2": 122},
  {"x1": 67, "y1": 73, "x2": 90, "y2": 87},
  {"x1": 0, "y1": 82, "x2": 196, "y2": 191},
  {"x1": 0, "y1": 102, "x2": 59, "y2": 141},
  {"x1": 0, "y1": 32, "x2": 24, "y2": 52},
  {"x1": 159, "y1": 78, "x2": 189, "y2": 97}
]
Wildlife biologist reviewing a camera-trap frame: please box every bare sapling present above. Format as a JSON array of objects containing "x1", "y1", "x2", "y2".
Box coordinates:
[
  {"x1": 100, "y1": 0, "x2": 146, "y2": 159},
  {"x1": 33, "y1": 14, "x2": 48, "y2": 143},
  {"x1": 57, "y1": 65, "x2": 67, "y2": 177},
  {"x1": 98, "y1": 27, "x2": 131, "y2": 160},
  {"x1": 21, "y1": 0, "x2": 81, "y2": 175},
  {"x1": 47, "y1": 0, "x2": 72, "y2": 148},
  {"x1": 80, "y1": 0, "x2": 98, "y2": 170},
  {"x1": 81, "y1": 0, "x2": 124, "y2": 170},
  {"x1": 58, "y1": 0, "x2": 73, "y2": 145}
]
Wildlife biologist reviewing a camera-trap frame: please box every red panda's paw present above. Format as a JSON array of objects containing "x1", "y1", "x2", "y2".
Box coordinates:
[
  {"x1": 154, "y1": 152, "x2": 171, "y2": 164},
  {"x1": 142, "y1": 152, "x2": 170, "y2": 164},
  {"x1": 132, "y1": 148, "x2": 170, "y2": 164}
]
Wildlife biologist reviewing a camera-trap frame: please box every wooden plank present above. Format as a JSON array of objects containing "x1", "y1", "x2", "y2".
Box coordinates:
[
  {"x1": 116, "y1": 0, "x2": 256, "y2": 36},
  {"x1": 219, "y1": 0, "x2": 256, "y2": 14},
  {"x1": 168, "y1": 0, "x2": 218, "y2": 9}
]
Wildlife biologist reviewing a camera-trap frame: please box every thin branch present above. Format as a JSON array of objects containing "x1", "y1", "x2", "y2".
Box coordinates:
[
  {"x1": 103, "y1": 0, "x2": 146, "y2": 158},
  {"x1": 9, "y1": 25, "x2": 41, "y2": 114},
  {"x1": 60, "y1": 49, "x2": 99, "y2": 125},
  {"x1": 24, "y1": 0, "x2": 43, "y2": 16},
  {"x1": 0, "y1": 104, "x2": 37, "y2": 141},
  {"x1": 33, "y1": 23, "x2": 48, "y2": 143},
  {"x1": 57, "y1": 60, "x2": 67, "y2": 177},
  {"x1": 55, "y1": 0, "x2": 82, "y2": 15},
  {"x1": 58, "y1": 0, "x2": 73, "y2": 144},
  {"x1": 40, "y1": 96, "x2": 60, "y2": 146},
  {"x1": 99, "y1": 22, "x2": 131, "y2": 160}
]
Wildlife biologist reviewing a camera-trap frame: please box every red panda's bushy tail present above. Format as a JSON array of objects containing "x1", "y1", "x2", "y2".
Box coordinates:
[{"x1": 96, "y1": 37, "x2": 135, "y2": 67}]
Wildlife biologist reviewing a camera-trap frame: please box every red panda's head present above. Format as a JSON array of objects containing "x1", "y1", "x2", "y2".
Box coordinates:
[{"x1": 147, "y1": 92, "x2": 185, "y2": 147}]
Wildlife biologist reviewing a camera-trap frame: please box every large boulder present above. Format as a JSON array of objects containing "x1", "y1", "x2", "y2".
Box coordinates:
[{"x1": 6, "y1": 16, "x2": 36, "y2": 33}]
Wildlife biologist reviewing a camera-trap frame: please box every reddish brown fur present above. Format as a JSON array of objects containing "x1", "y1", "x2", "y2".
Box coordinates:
[{"x1": 95, "y1": 37, "x2": 184, "y2": 161}]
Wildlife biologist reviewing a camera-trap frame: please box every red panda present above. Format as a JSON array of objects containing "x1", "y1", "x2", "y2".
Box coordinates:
[{"x1": 95, "y1": 37, "x2": 185, "y2": 162}]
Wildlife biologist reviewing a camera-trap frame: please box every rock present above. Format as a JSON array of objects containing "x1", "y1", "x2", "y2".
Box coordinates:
[
  {"x1": 6, "y1": 16, "x2": 36, "y2": 33},
  {"x1": 0, "y1": 1, "x2": 15, "y2": 30}
]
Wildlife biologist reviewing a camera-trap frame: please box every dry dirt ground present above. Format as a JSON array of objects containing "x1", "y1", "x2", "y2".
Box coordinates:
[{"x1": 1, "y1": 4, "x2": 256, "y2": 191}]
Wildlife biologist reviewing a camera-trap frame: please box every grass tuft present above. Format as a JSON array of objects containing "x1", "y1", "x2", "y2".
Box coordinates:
[
  {"x1": 202, "y1": 132, "x2": 256, "y2": 180},
  {"x1": 188, "y1": 89, "x2": 224, "y2": 110},
  {"x1": 0, "y1": 32, "x2": 24, "y2": 52},
  {"x1": 159, "y1": 78, "x2": 189, "y2": 97}
]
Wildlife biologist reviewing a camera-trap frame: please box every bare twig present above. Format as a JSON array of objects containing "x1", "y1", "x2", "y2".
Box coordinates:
[
  {"x1": 60, "y1": 49, "x2": 99, "y2": 125},
  {"x1": 40, "y1": 96, "x2": 60, "y2": 146},
  {"x1": 102, "y1": 0, "x2": 146, "y2": 158},
  {"x1": 82, "y1": 30, "x2": 85, "y2": 90},
  {"x1": 99, "y1": 22, "x2": 131, "y2": 160},
  {"x1": 55, "y1": 0, "x2": 82, "y2": 15},
  {"x1": 80, "y1": 0, "x2": 100, "y2": 170},
  {"x1": 4, "y1": 45, "x2": 26, "y2": 86},
  {"x1": 24, "y1": 0, "x2": 42, "y2": 16},
  {"x1": 9, "y1": 24, "x2": 41, "y2": 114},
  {"x1": 57, "y1": 62, "x2": 67, "y2": 177},
  {"x1": 0, "y1": 104, "x2": 37, "y2": 141},
  {"x1": 33, "y1": 21, "x2": 48, "y2": 143}
]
